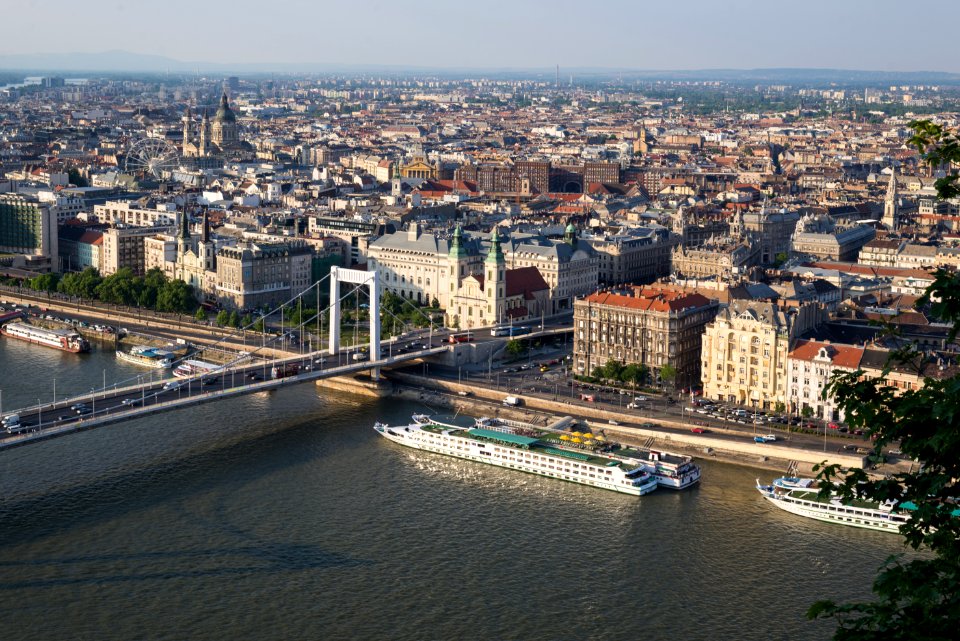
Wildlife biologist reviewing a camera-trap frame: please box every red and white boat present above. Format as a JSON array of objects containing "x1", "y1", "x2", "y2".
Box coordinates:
[{"x1": 0, "y1": 321, "x2": 90, "y2": 353}]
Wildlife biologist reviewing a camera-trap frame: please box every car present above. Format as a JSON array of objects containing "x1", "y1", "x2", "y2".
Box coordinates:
[
  {"x1": 120, "y1": 398, "x2": 137, "y2": 406},
  {"x1": 75, "y1": 407, "x2": 92, "y2": 415},
  {"x1": 247, "y1": 372, "x2": 259, "y2": 380},
  {"x1": 828, "y1": 422, "x2": 840, "y2": 430},
  {"x1": 608, "y1": 420, "x2": 619, "y2": 425},
  {"x1": 162, "y1": 381, "x2": 181, "y2": 391},
  {"x1": 70, "y1": 403, "x2": 88, "y2": 411},
  {"x1": 203, "y1": 378, "x2": 218, "y2": 386},
  {"x1": 633, "y1": 396, "x2": 648, "y2": 402},
  {"x1": 691, "y1": 427, "x2": 708, "y2": 434}
]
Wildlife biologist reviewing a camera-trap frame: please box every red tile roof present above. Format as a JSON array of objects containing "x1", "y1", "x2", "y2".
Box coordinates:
[
  {"x1": 788, "y1": 339, "x2": 864, "y2": 369},
  {"x1": 583, "y1": 287, "x2": 714, "y2": 313}
]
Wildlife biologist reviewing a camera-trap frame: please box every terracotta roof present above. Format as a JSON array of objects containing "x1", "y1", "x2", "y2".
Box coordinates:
[
  {"x1": 582, "y1": 287, "x2": 714, "y2": 313},
  {"x1": 788, "y1": 339, "x2": 864, "y2": 369}
]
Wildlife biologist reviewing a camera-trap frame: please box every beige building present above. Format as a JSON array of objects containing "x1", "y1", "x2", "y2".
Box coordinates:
[
  {"x1": 573, "y1": 287, "x2": 719, "y2": 389},
  {"x1": 786, "y1": 339, "x2": 864, "y2": 421},
  {"x1": 366, "y1": 223, "x2": 597, "y2": 315},
  {"x1": 700, "y1": 299, "x2": 823, "y2": 409},
  {"x1": 94, "y1": 200, "x2": 178, "y2": 227},
  {"x1": 144, "y1": 233, "x2": 176, "y2": 278},
  {"x1": 101, "y1": 225, "x2": 170, "y2": 276},
  {"x1": 215, "y1": 240, "x2": 313, "y2": 310}
]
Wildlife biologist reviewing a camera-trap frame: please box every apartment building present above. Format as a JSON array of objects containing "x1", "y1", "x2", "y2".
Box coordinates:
[
  {"x1": 786, "y1": 339, "x2": 864, "y2": 421},
  {"x1": 573, "y1": 287, "x2": 719, "y2": 388},
  {"x1": 215, "y1": 241, "x2": 313, "y2": 310},
  {"x1": 700, "y1": 299, "x2": 823, "y2": 409}
]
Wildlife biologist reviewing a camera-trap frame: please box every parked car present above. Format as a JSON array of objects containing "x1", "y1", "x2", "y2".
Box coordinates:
[{"x1": 691, "y1": 427, "x2": 708, "y2": 434}]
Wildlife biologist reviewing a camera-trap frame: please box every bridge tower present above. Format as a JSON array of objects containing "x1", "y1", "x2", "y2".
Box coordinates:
[{"x1": 329, "y1": 266, "x2": 381, "y2": 380}]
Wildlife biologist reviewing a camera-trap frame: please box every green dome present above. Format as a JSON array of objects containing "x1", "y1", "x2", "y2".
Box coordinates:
[{"x1": 214, "y1": 92, "x2": 236, "y2": 123}]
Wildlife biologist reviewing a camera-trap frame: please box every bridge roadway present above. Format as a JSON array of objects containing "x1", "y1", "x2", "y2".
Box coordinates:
[{"x1": 0, "y1": 339, "x2": 449, "y2": 452}]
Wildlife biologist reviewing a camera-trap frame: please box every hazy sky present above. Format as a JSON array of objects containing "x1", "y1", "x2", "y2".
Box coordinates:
[{"x1": 4, "y1": 0, "x2": 956, "y2": 71}]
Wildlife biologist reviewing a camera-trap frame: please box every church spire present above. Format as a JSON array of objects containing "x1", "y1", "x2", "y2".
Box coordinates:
[
  {"x1": 448, "y1": 224, "x2": 467, "y2": 259},
  {"x1": 200, "y1": 209, "x2": 210, "y2": 243},
  {"x1": 178, "y1": 210, "x2": 191, "y2": 240},
  {"x1": 486, "y1": 226, "x2": 504, "y2": 265}
]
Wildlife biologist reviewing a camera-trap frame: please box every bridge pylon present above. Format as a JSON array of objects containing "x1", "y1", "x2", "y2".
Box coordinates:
[{"x1": 328, "y1": 266, "x2": 381, "y2": 380}]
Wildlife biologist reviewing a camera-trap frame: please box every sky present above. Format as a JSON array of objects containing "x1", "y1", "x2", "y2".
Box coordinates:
[{"x1": 3, "y1": 0, "x2": 957, "y2": 72}]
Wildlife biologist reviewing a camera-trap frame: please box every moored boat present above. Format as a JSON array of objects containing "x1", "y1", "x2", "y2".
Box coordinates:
[
  {"x1": 0, "y1": 321, "x2": 90, "y2": 353},
  {"x1": 375, "y1": 415, "x2": 660, "y2": 496},
  {"x1": 173, "y1": 359, "x2": 221, "y2": 378},
  {"x1": 116, "y1": 346, "x2": 174, "y2": 369},
  {"x1": 756, "y1": 477, "x2": 910, "y2": 533}
]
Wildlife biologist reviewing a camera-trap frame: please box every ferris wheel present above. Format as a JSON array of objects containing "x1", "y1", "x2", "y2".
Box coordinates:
[{"x1": 124, "y1": 138, "x2": 179, "y2": 179}]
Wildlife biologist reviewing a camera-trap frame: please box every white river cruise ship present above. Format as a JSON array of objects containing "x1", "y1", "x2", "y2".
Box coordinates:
[
  {"x1": 375, "y1": 415, "x2": 661, "y2": 496},
  {"x1": 756, "y1": 477, "x2": 913, "y2": 533}
]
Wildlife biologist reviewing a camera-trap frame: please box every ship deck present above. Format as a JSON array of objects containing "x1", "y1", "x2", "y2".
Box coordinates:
[{"x1": 417, "y1": 423, "x2": 629, "y2": 469}]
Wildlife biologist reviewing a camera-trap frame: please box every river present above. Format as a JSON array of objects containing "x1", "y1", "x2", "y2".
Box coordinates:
[{"x1": 0, "y1": 337, "x2": 905, "y2": 640}]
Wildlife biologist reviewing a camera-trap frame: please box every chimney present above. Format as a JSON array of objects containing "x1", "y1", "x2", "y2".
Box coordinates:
[{"x1": 407, "y1": 221, "x2": 420, "y2": 241}]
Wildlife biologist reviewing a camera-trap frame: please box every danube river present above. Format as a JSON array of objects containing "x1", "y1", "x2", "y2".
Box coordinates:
[{"x1": 0, "y1": 338, "x2": 905, "y2": 640}]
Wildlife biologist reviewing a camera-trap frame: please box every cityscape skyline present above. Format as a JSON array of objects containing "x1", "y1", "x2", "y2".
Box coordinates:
[{"x1": 2, "y1": 0, "x2": 958, "y2": 73}]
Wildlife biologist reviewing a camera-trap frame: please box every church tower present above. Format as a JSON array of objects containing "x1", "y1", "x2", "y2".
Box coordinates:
[
  {"x1": 485, "y1": 227, "x2": 506, "y2": 324},
  {"x1": 199, "y1": 110, "x2": 210, "y2": 157},
  {"x1": 391, "y1": 160, "x2": 403, "y2": 198},
  {"x1": 177, "y1": 210, "x2": 191, "y2": 258},
  {"x1": 182, "y1": 107, "x2": 192, "y2": 152},
  {"x1": 883, "y1": 168, "x2": 899, "y2": 230},
  {"x1": 563, "y1": 221, "x2": 577, "y2": 247},
  {"x1": 448, "y1": 224, "x2": 469, "y2": 286},
  {"x1": 198, "y1": 210, "x2": 216, "y2": 272}
]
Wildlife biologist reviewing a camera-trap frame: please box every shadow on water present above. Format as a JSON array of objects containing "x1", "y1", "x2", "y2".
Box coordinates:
[
  {"x1": 0, "y1": 416, "x2": 373, "y2": 586},
  {"x1": 0, "y1": 424, "x2": 305, "y2": 529}
]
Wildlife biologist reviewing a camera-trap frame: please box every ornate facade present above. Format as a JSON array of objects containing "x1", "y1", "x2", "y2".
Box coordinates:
[{"x1": 573, "y1": 287, "x2": 719, "y2": 388}]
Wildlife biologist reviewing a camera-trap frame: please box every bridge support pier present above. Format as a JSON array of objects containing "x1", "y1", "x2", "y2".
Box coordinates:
[{"x1": 328, "y1": 266, "x2": 380, "y2": 381}]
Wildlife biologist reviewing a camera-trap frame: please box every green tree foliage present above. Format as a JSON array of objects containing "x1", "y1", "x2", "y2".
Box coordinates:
[
  {"x1": 195, "y1": 308, "x2": 208, "y2": 323},
  {"x1": 96, "y1": 268, "x2": 139, "y2": 305},
  {"x1": 807, "y1": 120, "x2": 960, "y2": 640},
  {"x1": 252, "y1": 317, "x2": 265, "y2": 333},
  {"x1": 29, "y1": 272, "x2": 59, "y2": 292},
  {"x1": 505, "y1": 339, "x2": 525, "y2": 358},
  {"x1": 228, "y1": 310, "x2": 240, "y2": 328},
  {"x1": 155, "y1": 280, "x2": 196, "y2": 314},
  {"x1": 660, "y1": 364, "x2": 677, "y2": 389},
  {"x1": 602, "y1": 359, "x2": 625, "y2": 382},
  {"x1": 58, "y1": 267, "x2": 102, "y2": 299},
  {"x1": 216, "y1": 310, "x2": 230, "y2": 327},
  {"x1": 241, "y1": 313, "x2": 254, "y2": 329}
]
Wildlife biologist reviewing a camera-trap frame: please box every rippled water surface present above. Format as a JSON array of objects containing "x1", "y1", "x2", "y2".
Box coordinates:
[{"x1": 0, "y1": 339, "x2": 904, "y2": 640}]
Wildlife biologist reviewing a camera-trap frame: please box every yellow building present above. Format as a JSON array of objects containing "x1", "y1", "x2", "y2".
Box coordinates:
[
  {"x1": 400, "y1": 155, "x2": 439, "y2": 180},
  {"x1": 700, "y1": 299, "x2": 822, "y2": 409}
]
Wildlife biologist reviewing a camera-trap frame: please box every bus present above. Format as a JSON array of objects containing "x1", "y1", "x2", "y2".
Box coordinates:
[
  {"x1": 448, "y1": 332, "x2": 474, "y2": 344},
  {"x1": 490, "y1": 325, "x2": 531, "y2": 337}
]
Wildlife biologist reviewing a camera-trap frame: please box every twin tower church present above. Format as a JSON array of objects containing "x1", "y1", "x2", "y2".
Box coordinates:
[{"x1": 181, "y1": 92, "x2": 252, "y2": 158}]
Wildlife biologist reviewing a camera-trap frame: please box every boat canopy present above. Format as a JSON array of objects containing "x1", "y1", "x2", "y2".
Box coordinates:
[{"x1": 468, "y1": 428, "x2": 539, "y2": 447}]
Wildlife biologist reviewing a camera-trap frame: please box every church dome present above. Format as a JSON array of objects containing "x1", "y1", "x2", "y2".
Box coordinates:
[{"x1": 214, "y1": 92, "x2": 236, "y2": 123}]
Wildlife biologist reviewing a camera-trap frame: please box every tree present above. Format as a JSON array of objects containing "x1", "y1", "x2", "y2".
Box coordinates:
[
  {"x1": 659, "y1": 364, "x2": 677, "y2": 390},
  {"x1": 195, "y1": 308, "x2": 208, "y2": 323},
  {"x1": 602, "y1": 359, "x2": 625, "y2": 382},
  {"x1": 96, "y1": 268, "x2": 138, "y2": 305},
  {"x1": 216, "y1": 310, "x2": 230, "y2": 327},
  {"x1": 29, "y1": 272, "x2": 59, "y2": 293},
  {"x1": 800, "y1": 406, "x2": 813, "y2": 419},
  {"x1": 807, "y1": 120, "x2": 960, "y2": 640},
  {"x1": 241, "y1": 313, "x2": 254, "y2": 329},
  {"x1": 228, "y1": 310, "x2": 240, "y2": 328},
  {"x1": 252, "y1": 317, "x2": 265, "y2": 333},
  {"x1": 774, "y1": 401, "x2": 786, "y2": 415},
  {"x1": 505, "y1": 339, "x2": 525, "y2": 359},
  {"x1": 156, "y1": 280, "x2": 196, "y2": 314},
  {"x1": 621, "y1": 363, "x2": 641, "y2": 389}
]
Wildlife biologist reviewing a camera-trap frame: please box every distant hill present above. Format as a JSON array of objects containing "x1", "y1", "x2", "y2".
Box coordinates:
[{"x1": 0, "y1": 51, "x2": 958, "y2": 85}]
